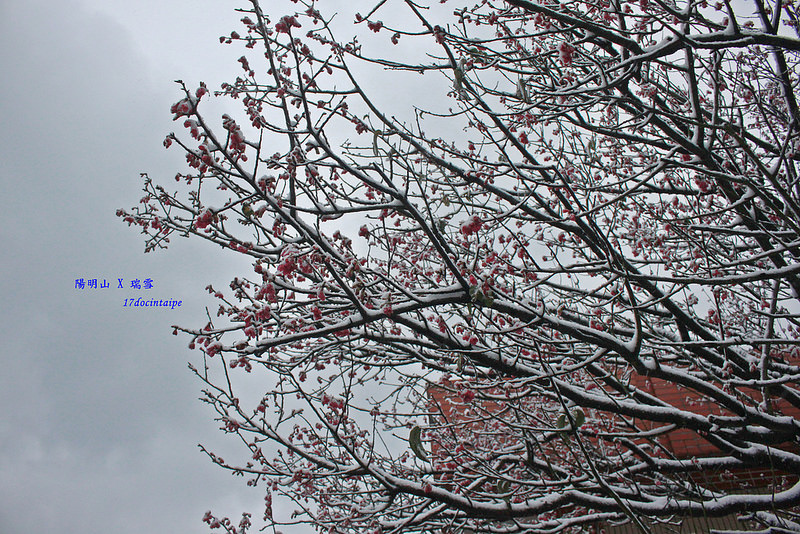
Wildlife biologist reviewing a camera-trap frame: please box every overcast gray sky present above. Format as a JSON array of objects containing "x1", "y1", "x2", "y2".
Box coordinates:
[
  {"x1": 0, "y1": 1, "x2": 270, "y2": 532},
  {"x1": 0, "y1": 0, "x2": 463, "y2": 530}
]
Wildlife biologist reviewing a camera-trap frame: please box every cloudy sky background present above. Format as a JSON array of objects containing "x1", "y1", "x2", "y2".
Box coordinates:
[
  {"x1": 0, "y1": 1, "x2": 281, "y2": 532},
  {"x1": 0, "y1": 0, "x2": 464, "y2": 530}
]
